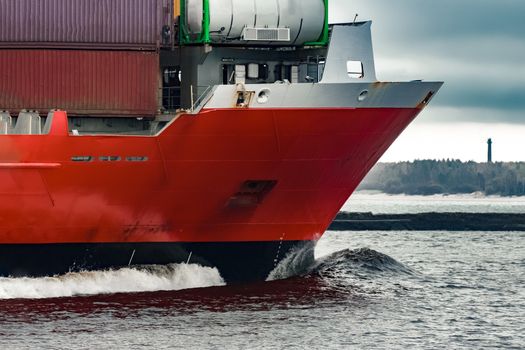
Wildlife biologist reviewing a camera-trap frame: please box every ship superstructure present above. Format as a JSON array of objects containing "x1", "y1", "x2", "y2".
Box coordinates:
[{"x1": 0, "y1": 0, "x2": 441, "y2": 282}]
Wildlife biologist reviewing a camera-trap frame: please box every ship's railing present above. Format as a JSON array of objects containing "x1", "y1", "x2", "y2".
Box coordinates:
[
  {"x1": 190, "y1": 85, "x2": 214, "y2": 112},
  {"x1": 161, "y1": 85, "x2": 213, "y2": 113}
]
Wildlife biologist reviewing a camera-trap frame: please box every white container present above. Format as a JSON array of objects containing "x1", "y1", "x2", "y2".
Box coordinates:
[
  {"x1": 235, "y1": 65, "x2": 246, "y2": 84},
  {"x1": 247, "y1": 63, "x2": 259, "y2": 79}
]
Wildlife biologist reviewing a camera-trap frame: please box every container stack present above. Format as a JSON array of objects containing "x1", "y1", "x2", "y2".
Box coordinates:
[{"x1": 0, "y1": 0, "x2": 173, "y2": 117}]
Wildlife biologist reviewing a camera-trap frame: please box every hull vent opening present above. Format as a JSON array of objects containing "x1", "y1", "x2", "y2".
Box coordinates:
[
  {"x1": 99, "y1": 156, "x2": 121, "y2": 162},
  {"x1": 242, "y1": 28, "x2": 290, "y2": 42},
  {"x1": 71, "y1": 156, "x2": 93, "y2": 162},
  {"x1": 228, "y1": 180, "x2": 277, "y2": 207}
]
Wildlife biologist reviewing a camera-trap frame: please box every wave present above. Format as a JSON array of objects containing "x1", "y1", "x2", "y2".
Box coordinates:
[
  {"x1": 311, "y1": 248, "x2": 414, "y2": 276},
  {"x1": 268, "y1": 246, "x2": 413, "y2": 282},
  {"x1": 0, "y1": 263, "x2": 225, "y2": 300},
  {"x1": 267, "y1": 242, "x2": 316, "y2": 281}
]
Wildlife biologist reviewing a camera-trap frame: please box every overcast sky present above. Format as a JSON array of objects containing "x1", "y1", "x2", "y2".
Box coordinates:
[{"x1": 330, "y1": 0, "x2": 525, "y2": 162}]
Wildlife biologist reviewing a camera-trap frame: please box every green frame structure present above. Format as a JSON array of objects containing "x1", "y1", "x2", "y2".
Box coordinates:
[
  {"x1": 179, "y1": 0, "x2": 211, "y2": 45},
  {"x1": 179, "y1": 0, "x2": 329, "y2": 46},
  {"x1": 304, "y1": 0, "x2": 330, "y2": 46}
]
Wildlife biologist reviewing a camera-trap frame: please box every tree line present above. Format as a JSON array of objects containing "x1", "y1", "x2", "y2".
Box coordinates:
[{"x1": 358, "y1": 160, "x2": 525, "y2": 196}]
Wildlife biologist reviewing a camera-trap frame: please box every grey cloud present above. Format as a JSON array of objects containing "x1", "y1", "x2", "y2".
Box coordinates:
[
  {"x1": 331, "y1": 0, "x2": 525, "y2": 124},
  {"x1": 334, "y1": 0, "x2": 525, "y2": 40},
  {"x1": 438, "y1": 87, "x2": 525, "y2": 112},
  {"x1": 421, "y1": 106, "x2": 525, "y2": 125}
]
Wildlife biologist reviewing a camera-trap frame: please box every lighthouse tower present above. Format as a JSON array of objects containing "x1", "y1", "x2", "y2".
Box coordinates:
[{"x1": 487, "y1": 138, "x2": 493, "y2": 163}]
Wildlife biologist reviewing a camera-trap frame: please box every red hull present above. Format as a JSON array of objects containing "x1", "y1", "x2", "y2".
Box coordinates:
[{"x1": 0, "y1": 107, "x2": 420, "y2": 245}]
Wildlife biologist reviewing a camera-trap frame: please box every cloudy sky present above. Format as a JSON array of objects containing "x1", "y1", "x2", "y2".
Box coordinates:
[{"x1": 330, "y1": 0, "x2": 525, "y2": 162}]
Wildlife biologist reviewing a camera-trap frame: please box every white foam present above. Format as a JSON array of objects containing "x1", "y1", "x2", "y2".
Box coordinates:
[
  {"x1": 0, "y1": 263, "x2": 225, "y2": 300},
  {"x1": 267, "y1": 243, "x2": 316, "y2": 281}
]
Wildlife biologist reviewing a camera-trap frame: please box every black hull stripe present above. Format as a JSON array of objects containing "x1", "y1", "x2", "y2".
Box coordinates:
[{"x1": 0, "y1": 241, "x2": 314, "y2": 283}]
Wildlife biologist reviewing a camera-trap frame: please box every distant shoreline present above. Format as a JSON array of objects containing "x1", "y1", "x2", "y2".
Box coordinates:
[
  {"x1": 359, "y1": 160, "x2": 525, "y2": 197},
  {"x1": 352, "y1": 190, "x2": 525, "y2": 198},
  {"x1": 330, "y1": 212, "x2": 525, "y2": 231}
]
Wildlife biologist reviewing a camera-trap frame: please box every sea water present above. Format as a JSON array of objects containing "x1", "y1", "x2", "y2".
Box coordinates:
[
  {"x1": 341, "y1": 191, "x2": 525, "y2": 214},
  {"x1": 0, "y1": 195, "x2": 523, "y2": 349}
]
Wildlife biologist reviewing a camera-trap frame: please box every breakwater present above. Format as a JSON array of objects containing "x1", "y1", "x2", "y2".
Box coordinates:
[{"x1": 330, "y1": 212, "x2": 525, "y2": 231}]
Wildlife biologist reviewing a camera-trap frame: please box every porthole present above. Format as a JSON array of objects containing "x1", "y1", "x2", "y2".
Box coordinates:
[
  {"x1": 257, "y1": 89, "x2": 270, "y2": 104},
  {"x1": 358, "y1": 90, "x2": 369, "y2": 102}
]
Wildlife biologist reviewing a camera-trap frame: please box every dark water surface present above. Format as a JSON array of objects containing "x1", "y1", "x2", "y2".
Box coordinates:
[{"x1": 1, "y1": 230, "x2": 523, "y2": 349}]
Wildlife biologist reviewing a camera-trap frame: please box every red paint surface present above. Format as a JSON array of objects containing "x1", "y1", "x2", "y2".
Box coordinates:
[
  {"x1": 0, "y1": 107, "x2": 422, "y2": 244},
  {"x1": 0, "y1": 50, "x2": 159, "y2": 116},
  {"x1": 0, "y1": 163, "x2": 61, "y2": 169}
]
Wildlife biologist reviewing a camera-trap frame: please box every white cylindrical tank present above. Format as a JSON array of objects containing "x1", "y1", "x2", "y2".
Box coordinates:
[
  {"x1": 208, "y1": 0, "x2": 233, "y2": 40},
  {"x1": 227, "y1": 0, "x2": 256, "y2": 40},
  {"x1": 186, "y1": 0, "x2": 203, "y2": 34},
  {"x1": 280, "y1": 0, "x2": 325, "y2": 45},
  {"x1": 185, "y1": 0, "x2": 325, "y2": 45},
  {"x1": 253, "y1": 0, "x2": 279, "y2": 29}
]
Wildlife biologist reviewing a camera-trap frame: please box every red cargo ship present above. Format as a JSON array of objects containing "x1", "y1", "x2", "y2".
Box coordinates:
[{"x1": 0, "y1": 0, "x2": 441, "y2": 282}]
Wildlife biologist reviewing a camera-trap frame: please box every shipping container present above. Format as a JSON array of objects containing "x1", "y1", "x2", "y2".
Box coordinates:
[
  {"x1": 0, "y1": 0, "x2": 173, "y2": 49},
  {"x1": 0, "y1": 50, "x2": 160, "y2": 116},
  {"x1": 174, "y1": 0, "x2": 181, "y2": 18}
]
